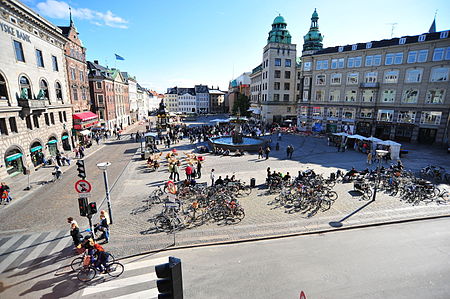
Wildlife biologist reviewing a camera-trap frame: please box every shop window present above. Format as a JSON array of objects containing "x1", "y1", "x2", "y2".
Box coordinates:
[
  {"x1": 0, "y1": 74, "x2": 9, "y2": 101},
  {"x1": 19, "y1": 75, "x2": 32, "y2": 99},
  {"x1": 9, "y1": 117, "x2": 18, "y2": 133}
]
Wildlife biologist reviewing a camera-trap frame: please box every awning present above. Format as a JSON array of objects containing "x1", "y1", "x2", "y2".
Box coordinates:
[
  {"x1": 61, "y1": 135, "x2": 69, "y2": 140},
  {"x1": 47, "y1": 139, "x2": 57, "y2": 144},
  {"x1": 248, "y1": 108, "x2": 261, "y2": 114},
  {"x1": 30, "y1": 145, "x2": 43, "y2": 152},
  {"x1": 5, "y1": 153, "x2": 23, "y2": 162},
  {"x1": 73, "y1": 112, "x2": 98, "y2": 121},
  {"x1": 80, "y1": 130, "x2": 91, "y2": 135}
]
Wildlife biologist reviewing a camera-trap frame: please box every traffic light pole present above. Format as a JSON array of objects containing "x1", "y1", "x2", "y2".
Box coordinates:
[
  {"x1": 87, "y1": 214, "x2": 94, "y2": 239},
  {"x1": 102, "y1": 169, "x2": 113, "y2": 224}
]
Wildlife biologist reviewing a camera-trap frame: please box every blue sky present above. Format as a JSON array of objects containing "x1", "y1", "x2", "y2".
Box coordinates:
[{"x1": 22, "y1": 0, "x2": 450, "y2": 93}]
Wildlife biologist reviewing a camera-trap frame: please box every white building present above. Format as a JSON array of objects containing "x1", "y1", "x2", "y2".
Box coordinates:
[
  {"x1": 136, "y1": 84, "x2": 147, "y2": 121},
  {"x1": 147, "y1": 90, "x2": 160, "y2": 112},
  {"x1": 195, "y1": 84, "x2": 210, "y2": 114},
  {"x1": 177, "y1": 88, "x2": 196, "y2": 113},
  {"x1": 164, "y1": 87, "x2": 178, "y2": 112},
  {"x1": 0, "y1": 0, "x2": 73, "y2": 180}
]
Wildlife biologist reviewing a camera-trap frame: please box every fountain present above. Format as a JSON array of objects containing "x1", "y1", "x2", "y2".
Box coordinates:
[{"x1": 209, "y1": 116, "x2": 266, "y2": 152}]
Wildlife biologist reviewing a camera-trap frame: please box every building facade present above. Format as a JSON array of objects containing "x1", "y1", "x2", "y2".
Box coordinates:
[
  {"x1": 110, "y1": 69, "x2": 130, "y2": 130},
  {"x1": 177, "y1": 88, "x2": 196, "y2": 113},
  {"x1": 298, "y1": 10, "x2": 450, "y2": 144},
  {"x1": 195, "y1": 84, "x2": 209, "y2": 114},
  {"x1": 228, "y1": 72, "x2": 251, "y2": 114},
  {"x1": 123, "y1": 72, "x2": 137, "y2": 123},
  {"x1": 0, "y1": 0, "x2": 73, "y2": 179},
  {"x1": 164, "y1": 87, "x2": 178, "y2": 113},
  {"x1": 249, "y1": 64, "x2": 262, "y2": 118},
  {"x1": 209, "y1": 89, "x2": 225, "y2": 113}
]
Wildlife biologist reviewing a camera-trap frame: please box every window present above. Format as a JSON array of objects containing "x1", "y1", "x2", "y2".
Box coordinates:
[
  {"x1": 44, "y1": 113, "x2": 50, "y2": 126},
  {"x1": 331, "y1": 73, "x2": 341, "y2": 85},
  {"x1": 365, "y1": 55, "x2": 373, "y2": 66},
  {"x1": 55, "y1": 82, "x2": 62, "y2": 101},
  {"x1": 418, "y1": 50, "x2": 428, "y2": 62},
  {"x1": 331, "y1": 59, "x2": 338, "y2": 69},
  {"x1": 312, "y1": 107, "x2": 324, "y2": 117},
  {"x1": 365, "y1": 72, "x2": 378, "y2": 83},
  {"x1": 373, "y1": 55, "x2": 381, "y2": 66},
  {"x1": 327, "y1": 107, "x2": 339, "y2": 118},
  {"x1": 394, "y1": 53, "x2": 403, "y2": 64},
  {"x1": 274, "y1": 82, "x2": 280, "y2": 90},
  {"x1": 97, "y1": 94, "x2": 104, "y2": 104},
  {"x1": 445, "y1": 47, "x2": 450, "y2": 60},
  {"x1": 331, "y1": 58, "x2": 345, "y2": 69},
  {"x1": 58, "y1": 111, "x2": 63, "y2": 123},
  {"x1": 405, "y1": 68, "x2": 423, "y2": 83},
  {"x1": 33, "y1": 115, "x2": 39, "y2": 128},
  {"x1": 441, "y1": 31, "x2": 449, "y2": 38},
  {"x1": 338, "y1": 58, "x2": 345, "y2": 68},
  {"x1": 402, "y1": 89, "x2": 419, "y2": 103},
  {"x1": 420, "y1": 111, "x2": 441, "y2": 125},
  {"x1": 315, "y1": 90, "x2": 325, "y2": 102},
  {"x1": 316, "y1": 60, "x2": 328, "y2": 70},
  {"x1": 430, "y1": 67, "x2": 449, "y2": 82},
  {"x1": 418, "y1": 35, "x2": 426, "y2": 42},
  {"x1": 273, "y1": 94, "x2": 280, "y2": 101},
  {"x1": 407, "y1": 51, "x2": 417, "y2": 63},
  {"x1": 398, "y1": 111, "x2": 416, "y2": 123},
  {"x1": 360, "y1": 109, "x2": 373, "y2": 118},
  {"x1": 346, "y1": 73, "x2": 359, "y2": 84},
  {"x1": 283, "y1": 94, "x2": 289, "y2": 102},
  {"x1": 304, "y1": 77, "x2": 310, "y2": 86},
  {"x1": 385, "y1": 53, "x2": 394, "y2": 65},
  {"x1": 361, "y1": 90, "x2": 375, "y2": 102},
  {"x1": 284, "y1": 83, "x2": 290, "y2": 90},
  {"x1": 274, "y1": 58, "x2": 281, "y2": 66},
  {"x1": 352, "y1": 44, "x2": 357, "y2": 50},
  {"x1": 39, "y1": 79, "x2": 49, "y2": 99},
  {"x1": 73, "y1": 87, "x2": 78, "y2": 101},
  {"x1": 316, "y1": 74, "x2": 326, "y2": 85},
  {"x1": 338, "y1": 46, "x2": 344, "y2": 52},
  {"x1": 354, "y1": 57, "x2": 362, "y2": 67},
  {"x1": 366, "y1": 42, "x2": 372, "y2": 49},
  {"x1": 433, "y1": 48, "x2": 444, "y2": 61},
  {"x1": 285, "y1": 59, "x2": 291, "y2": 67},
  {"x1": 19, "y1": 76, "x2": 32, "y2": 99},
  {"x1": 399, "y1": 37, "x2": 406, "y2": 44},
  {"x1": 25, "y1": 116, "x2": 32, "y2": 130},
  {"x1": 303, "y1": 62, "x2": 311, "y2": 71},
  {"x1": 302, "y1": 91, "x2": 309, "y2": 101},
  {"x1": 36, "y1": 49, "x2": 44, "y2": 67},
  {"x1": 381, "y1": 90, "x2": 396, "y2": 102},
  {"x1": 275, "y1": 70, "x2": 281, "y2": 78},
  {"x1": 299, "y1": 106, "x2": 308, "y2": 117},
  {"x1": 79, "y1": 71, "x2": 84, "y2": 82},
  {"x1": 14, "y1": 40, "x2": 25, "y2": 62},
  {"x1": 96, "y1": 82, "x2": 102, "y2": 89},
  {"x1": 50, "y1": 112, "x2": 55, "y2": 125},
  {"x1": 285, "y1": 71, "x2": 290, "y2": 79},
  {"x1": 296, "y1": 83, "x2": 300, "y2": 90},
  {"x1": 70, "y1": 68, "x2": 76, "y2": 80},
  {"x1": 342, "y1": 108, "x2": 355, "y2": 119},
  {"x1": 51, "y1": 56, "x2": 59, "y2": 71},
  {"x1": 377, "y1": 110, "x2": 394, "y2": 122},
  {"x1": 0, "y1": 118, "x2": 8, "y2": 135},
  {"x1": 0, "y1": 74, "x2": 8, "y2": 100},
  {"x1": 345, "y1": 90, "x2": 357, "y2": 102},
  {"x1": 347, "y1": 57, "x2": 354, "y2": 68},
  {"x1": 329, "y1": 90, "x2": 340, "y2": 102},
  {"x1": 384, "y1": 70, "x2": 399, "y2": 83},
  {"x1": 425, "y1": 89, "x2": 445, "y2": 104}
]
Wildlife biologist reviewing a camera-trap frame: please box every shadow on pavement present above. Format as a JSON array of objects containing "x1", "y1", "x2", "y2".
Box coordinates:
[{"x1": 329, "y1": 200, "x2": 375, "y2": 228}]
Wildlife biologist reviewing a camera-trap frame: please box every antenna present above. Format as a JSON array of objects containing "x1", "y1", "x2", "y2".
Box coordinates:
[{"x1": 386, "y1": 22, "x2": 398, "y2": 38}]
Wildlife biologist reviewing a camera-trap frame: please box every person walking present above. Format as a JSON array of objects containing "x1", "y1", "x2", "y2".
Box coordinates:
[
  {"x1": 94, "y1": 210, "x2": 110, "y2": 244},
  {"x1": 196, "y1": 161, "x2": 202, "y2": 179},
  {"x1": 79, "y1": 145, "x2": 85, "y2": 158},
  {"x1": 210, "y1": 169, "x2": 216, "y2": 186},
  {"x1": 275, "y1": 142, "x2": 280, "y2": 151},
  {"x1": 67, "y1": 217, "x2": 83, "y2": 247},
  {"x1": 173, "y1": 161, "x2": 180, "y2": 181},
  {"x1": 168, "y1": 162, "x2": 174, "y2": 180},
  {"x1": 367, "y1": 152, "x2": 373, "y2": 165},
  {"x1": 185, "y1": 164, "x2": 193, "y2": 180},
  {"x1": 258, "y1": 147, "x2": 263, "y2": 159},
  {"x1": 288, "y1": 145, "x2": 294, "y2": 159},
  {"x1": 286, "y1": 145, "x2": 291, "y2": 158},
  {"x1": 264, "y1": 145, "x2": 271, "y2": 160},
  {"x1": 0, "y1": 182, "x2": 11, "y2": 204},
  {"x1": 55, "y1": 152, "x2": 62, "y2": 166}
]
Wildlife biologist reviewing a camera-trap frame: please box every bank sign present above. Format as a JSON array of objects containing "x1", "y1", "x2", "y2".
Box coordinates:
[{"x1": 0, "y1": 21, "x2": 31, "y2": 43}]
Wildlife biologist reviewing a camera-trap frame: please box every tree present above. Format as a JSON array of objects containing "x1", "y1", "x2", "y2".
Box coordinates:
[{"x1": 232, "y1": 93, "x2": 251, "y2": 117}]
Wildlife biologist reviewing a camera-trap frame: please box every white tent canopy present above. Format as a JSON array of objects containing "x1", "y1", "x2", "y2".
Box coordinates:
[
  {"x1": 347, "y1": 134, "x2": 368, "y2": 140},
  {"x1": 210, "y1": 119, "x2": 229, "y2": 123},
  {"x1": 80, "y1": 130, "x2": 91, "y2": 136},
  {"x1": 332, "y1": 132, "x2": 348, "y2": 137},
  {"x1": 378, "y1": 140, "x2": 402, "y2": 160}
]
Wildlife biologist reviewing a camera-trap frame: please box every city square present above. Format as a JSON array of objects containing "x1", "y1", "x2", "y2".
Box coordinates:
[{"x1": 0, "y1": 0, "x2": 449, "y2": 298}]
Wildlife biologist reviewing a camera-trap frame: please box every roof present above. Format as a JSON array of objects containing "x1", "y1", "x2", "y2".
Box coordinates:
[
  {"x1": 273, "y1": 15, "x2": 286, "y2": 25},
  {"x1": 177, "y1": 88, "x2": 195, "y2": 96},
  {"x1": 309, "y1": 30, "x2": 449, "y2": 56},
  {"x1": 58, "y1": 26, "x2": 71, "y2": 36},
  {"x1": 209, "y1": 89, "x2": 225, "y2": 95},
  {"x1": 87, "y1": 61, "x2": 112, "y2": 79},
  {"x1": 195, "y1": 85, "x2": 209, "y2": 93}
]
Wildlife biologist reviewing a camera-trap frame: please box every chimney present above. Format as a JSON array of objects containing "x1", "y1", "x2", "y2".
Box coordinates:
[{"x1": 94, "y1": 60, "x2": 99, "y2": 64}]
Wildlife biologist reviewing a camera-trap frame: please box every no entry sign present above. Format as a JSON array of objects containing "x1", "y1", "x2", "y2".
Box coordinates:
[{"x1": 75, "y1": 179, "x2": 92, "y2": 193}]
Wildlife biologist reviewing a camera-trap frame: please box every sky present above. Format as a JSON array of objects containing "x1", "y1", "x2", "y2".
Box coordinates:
[{"x1": 21, "y1": 0, "x2": 450, "y2": 93}]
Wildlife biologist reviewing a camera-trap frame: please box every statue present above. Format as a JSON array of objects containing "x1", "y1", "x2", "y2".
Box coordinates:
[{"x1": 157, "y1": 99, "x2": 167, "y2": 116}]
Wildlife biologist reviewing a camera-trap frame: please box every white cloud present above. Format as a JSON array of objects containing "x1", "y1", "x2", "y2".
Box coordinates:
[{"x1": 36, "y1": 0, "x2": 128, "y2": 29}]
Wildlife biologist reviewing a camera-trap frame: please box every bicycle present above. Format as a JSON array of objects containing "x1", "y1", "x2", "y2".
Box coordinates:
[
  {"x1": 77, "y1": 258, "x2": 124, "y2": 282},
  {"x1": 71, "y1": 251, "x2": 116, "y2": 272}
]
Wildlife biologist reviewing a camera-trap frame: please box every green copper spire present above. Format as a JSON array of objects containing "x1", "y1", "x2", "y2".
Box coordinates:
[
  {"x1": 267, "y1": 14, "x2": 292, "y2": 44},
  {"x1": 303, "y1": 9, "x2": 323, "y2": 51}
]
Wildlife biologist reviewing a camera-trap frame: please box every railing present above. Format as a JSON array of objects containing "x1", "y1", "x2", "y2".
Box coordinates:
[{"x1": 17, "y1": 99, "x2": 47, "y2": 109}]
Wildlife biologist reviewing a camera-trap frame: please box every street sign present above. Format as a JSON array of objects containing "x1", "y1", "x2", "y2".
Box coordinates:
[
  {"x1": 78, "y1": 193, "x2": 92, "y2": 198},
  {"x1": 300, "y1": 291, "x2": 307, "y2": 299},
  {"x1": 75, "y1": 179, "x2": 92, "y2": 193}
]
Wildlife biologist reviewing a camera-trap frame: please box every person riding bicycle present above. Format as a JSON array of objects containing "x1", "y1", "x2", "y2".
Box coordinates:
[{"x1": 92, "y1": 244, "x2": 111, "y2": 273}]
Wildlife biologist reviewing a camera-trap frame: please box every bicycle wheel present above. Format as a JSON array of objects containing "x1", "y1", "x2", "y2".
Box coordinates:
[
  {"x1": 106, "y1": 262, "x2": 124, "y2": 278},
  {"x1": 240, "y1": 186, "x2": 252, "y2": 196},
  {"x1": 326, "y1": 191, "x2": 338, "y2": 201},
  {"x1": 320, "y1": 199, "x2": 331, "y2": 212},
  {"x1": 77, "y1": 266, "x2": 97, "y2": 282},
  {"x1": 154, "y1": 215, "x2": 170, "y2": 231},
  {"x1": 71, "y1": 257, "x2": 84, "y2": 272}
]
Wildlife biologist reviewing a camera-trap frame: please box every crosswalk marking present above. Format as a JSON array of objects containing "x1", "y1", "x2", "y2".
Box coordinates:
[
  {"x1": 47, "y1": 233, "x2": 72, "y2": 257},
  {"x1": 82, "y1": 273, "x2": 158, "y2": 296},
  {"x1": 17, "y1": 230, "x2": 61, "y2": 269},
  {"x1": 28, "y1": 230, "x2": 68, "y2": 268},
  {"x1": 123, "y1": 256, "x2": 168, "y2": 272},
  {"x1": 3, "y1": 232, "x2": 48, "y2": 273},
  {"x1": 0, "y1": 235, "x2": 25, "y2": 256},
  {"x1": 0, "y1": 233, "x2": 41, "y2": 274},
  {"x1": 111, "y1": 288, "x2": 159, "y2": 299}
]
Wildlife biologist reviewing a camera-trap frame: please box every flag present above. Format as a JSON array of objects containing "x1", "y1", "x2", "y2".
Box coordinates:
[
  {"x1": 428, "y1": 18, "x2": 436, "y2": 33},
  {"x1": 115, "y1": 54, "x2": 125, "y2": 61}
]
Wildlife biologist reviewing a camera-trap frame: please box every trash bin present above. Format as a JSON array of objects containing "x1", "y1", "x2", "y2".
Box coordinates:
[{"x1": 250, "y1": 178, "x2": 256, "y2": 188}]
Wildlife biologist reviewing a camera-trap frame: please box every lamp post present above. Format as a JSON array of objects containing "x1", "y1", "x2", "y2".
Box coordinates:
[
  {"x1": 97, "y1": 162, "x2": 113, "y2": 224},
  {"x1": 372, "y1": 149, "x2": 389, "y2": 201}
]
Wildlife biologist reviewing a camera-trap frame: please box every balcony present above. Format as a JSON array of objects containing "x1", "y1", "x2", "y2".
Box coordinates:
[
  {"x1": 17, "y1": 99, "x2": 47, "y2": 110},
  {"x1": 359, "y1": 82, "x2": 380, "y2": 89}
]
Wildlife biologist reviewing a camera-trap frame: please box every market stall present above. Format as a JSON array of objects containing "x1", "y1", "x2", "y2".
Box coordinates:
[{"x1": 378, "y1": 140, "x2": 402, "y2": 160}]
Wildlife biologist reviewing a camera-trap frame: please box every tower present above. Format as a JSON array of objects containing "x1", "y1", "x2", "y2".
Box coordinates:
[
  {"x1": 303, "y1": 9, "x2": 324, "y2": 54},
  {"x1": 267, "y1": 15, "x2": 292, "y2": 44}
]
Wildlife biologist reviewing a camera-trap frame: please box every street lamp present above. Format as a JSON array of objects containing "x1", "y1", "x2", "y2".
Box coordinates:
[
  {"x1": 372, "y1": 149, "x2": 389, "y2": 202},
  {"x1": 97, "y1": 162, "x2": 113, "y2": 224}
]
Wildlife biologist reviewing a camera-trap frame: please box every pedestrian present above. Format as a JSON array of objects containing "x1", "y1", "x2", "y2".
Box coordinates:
[
  {"x1": 367, "y1": 152, "x2": 373, "y2": 165},
  {"x1": 196, "y1": 161, "x2": 202, "y2": 179},
  {"x1": 56, "y1": 151, "x2": 62, "y2": 166},
  {"x1": 286, "y1": 145, "x2": 290, "y2": 158},
  {"x1": 79, "y1": 146, "x2": 85, "y2": 158},
  {"x1": 265, "y1": 145, "x2": 271, "y2": 160},
  {"x1": 0, "y1": 182, "x2": 11, "y2": 204},
  {"x1": 117, "y1": 131, "x2": 121, "y2": 140},
  {"x1": 168, "y1": 162, "x2": 174, "y2": 180},
  {"x1": 67, "y1": 217, "x2": 83, "y2": 247},
  {"x1": 278, "y1": 131, "x2": 282, "y2": 140},
  {"x1": 275, "y1": 142, "x2": 280, "y2": 151},
  {"x1": 210, "y1": 169, "x2": 216, "y2": 186},
  {"x1": 173, "y1": 161, "x2": 180, "y2": 181},
  {"x1": 258, "y1": 147, "x2": 263, "y2": 159},
  {"x1": 289, "y1": 145, "x2": 294, "y2": 159},
  {"x1": 94, "y1": 210, "x2": 110, "y2": 244},
  {"x1": 185, "y1": 164, "x2": 193, "y2": 180}
]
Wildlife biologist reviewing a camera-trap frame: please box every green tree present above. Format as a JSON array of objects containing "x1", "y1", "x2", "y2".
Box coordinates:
[{"x1": 232, "y1": 93, "x2": 251, "y2": 117}]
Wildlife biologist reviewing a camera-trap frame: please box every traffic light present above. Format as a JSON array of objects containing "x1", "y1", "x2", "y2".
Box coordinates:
[
  {"x1": 78, "y1": 197, "x2": 89, "y2": 217},
  {"x1": 155, "y1": 256, "x2": 183, "y2": 299},
  {"x1": 76, "y1": 160, "x2": 86, "y2": 179},
  {"x1": 88, "y1": 202, "x2": 97, "y2": 215}
]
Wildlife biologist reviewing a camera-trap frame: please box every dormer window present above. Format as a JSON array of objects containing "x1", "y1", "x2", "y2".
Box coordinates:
[
  {"x1": 399, "y1": 37, "x2": 406, "y2": 44},
  {"x1": 352, "y1": 44, "x2": 357, "y2": 51},
  {"x1": 440, "y1": 31, "x2": 449, "y2": 39},
  {"x1": 418, "y1": 34, "x2": 426, "y2": 42},
  {"x1": 366, "y1": 42, "x2": 372, "y2": 49},
  {"x1": 338, "y1": 46, "x2": 344, "y2": 52}
]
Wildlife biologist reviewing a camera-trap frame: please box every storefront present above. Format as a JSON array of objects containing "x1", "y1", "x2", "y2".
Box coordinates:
[
  {"x1": 375, "y1": 123, "x2": 392, "y2": 140},
  {"x1": 395, "y1": 125, "x2": 414, "y2": 142},
  {"x1": 30, "y1": 141, "x2": 44, "y2": 167},
  {"x1": 326, "y1": 122, "x2": 338, "y2": 133},
  {"x1": 418, "y1": 128, "x2": 437, "y2": 144},
  {"x1": 73, "y1": 112, "x2": 99, "y2": 145},
  {"x1": 356, "y1": 122, "x2": 372, "y2": 137},
  {"x1": 47, "y1": 137, "x2": 58, "y2": 156},
  {"x1": 4, "y1": 148, "x2": 24, "y2": 176},
  {"x1": 61, "y1": 132, "x2": 71, "y2": 151}
]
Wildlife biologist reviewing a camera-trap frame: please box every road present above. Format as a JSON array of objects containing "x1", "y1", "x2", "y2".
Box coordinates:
[{"x1": 1, "y1": 218, "x2": 448, "y2": 298}]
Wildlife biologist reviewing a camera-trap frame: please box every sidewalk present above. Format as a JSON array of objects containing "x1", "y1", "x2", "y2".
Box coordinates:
[{"x1": 1, "y1": 121, "x2": 143, "y2": 208}]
